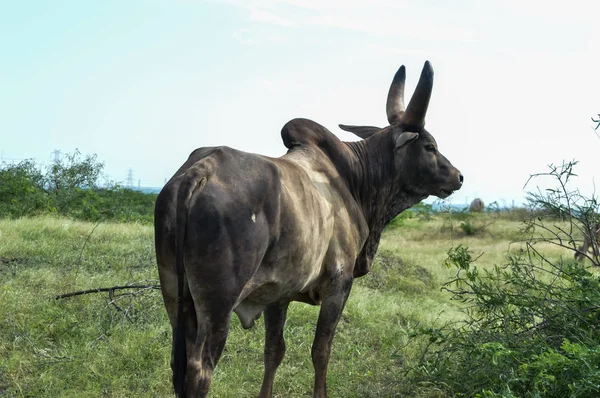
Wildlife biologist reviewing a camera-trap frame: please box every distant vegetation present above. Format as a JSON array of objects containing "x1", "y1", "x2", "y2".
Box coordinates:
[{"x1": 0, "y1": 151, "x2": 157, "y2": 223}]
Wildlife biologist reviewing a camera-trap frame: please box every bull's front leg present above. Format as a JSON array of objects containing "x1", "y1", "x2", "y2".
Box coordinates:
[{"x1": 311, "y1": 277, "x2": 353, "y2": 398}]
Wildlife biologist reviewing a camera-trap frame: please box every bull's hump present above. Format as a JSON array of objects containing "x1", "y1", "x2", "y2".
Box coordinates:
[{"x1": 281, "y1": 118, "x2": 340, "y2": 150}]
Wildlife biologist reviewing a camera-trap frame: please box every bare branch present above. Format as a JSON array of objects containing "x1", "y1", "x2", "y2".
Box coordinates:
[
  {"x1": 55, "y1": 283, "x2": 160, "y2": 300},
  {"x1": 592, "y1": 114, "x2": 600, "y2": 131}
]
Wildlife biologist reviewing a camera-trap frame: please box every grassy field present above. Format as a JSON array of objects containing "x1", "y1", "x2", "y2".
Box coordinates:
[{"x1": 0, "y1": 213, "x2": 580, "y2": 397}]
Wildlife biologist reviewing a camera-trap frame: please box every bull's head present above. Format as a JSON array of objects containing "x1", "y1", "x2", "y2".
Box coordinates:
[{"x1": 340, "y1": 61, "x2": 463, "y2": 199}]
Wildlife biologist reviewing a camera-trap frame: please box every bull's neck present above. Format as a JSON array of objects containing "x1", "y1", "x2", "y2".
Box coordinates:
[
  {"x1": 342, "y1": 132, "x2": 426, "y2": 277},
  {"x1": 344, "y1": 132, "x2": 422, "y2": 227}
]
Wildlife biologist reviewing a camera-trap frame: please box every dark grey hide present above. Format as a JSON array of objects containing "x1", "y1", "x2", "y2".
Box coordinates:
[{"x1": 155, "y1": 61, "x2": 463, "y2": 398}]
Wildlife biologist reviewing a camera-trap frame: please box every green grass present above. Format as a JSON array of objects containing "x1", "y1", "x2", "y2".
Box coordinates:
[{"x1": 0, "y1": 214, "x2": 580, "y2": 397}]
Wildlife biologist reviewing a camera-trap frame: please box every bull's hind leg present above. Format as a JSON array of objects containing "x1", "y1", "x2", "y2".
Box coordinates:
[
  {"x1": 184, "y1": 291, "x2": 235, "y2": 398},
  {"x1": 182, "y1": 199, "x2": 270, "y2": 396},
  {"x1": 259, "y1": 301, "x2": 290, "y2": 398},
  {"x1": 184, "y1": 261, "x2": 257, "y2": 396}
]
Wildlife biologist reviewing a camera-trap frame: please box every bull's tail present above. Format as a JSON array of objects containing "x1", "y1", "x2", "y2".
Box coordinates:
[{"x1": 173, "y1": 168, "x2": 207, "y2": 398}]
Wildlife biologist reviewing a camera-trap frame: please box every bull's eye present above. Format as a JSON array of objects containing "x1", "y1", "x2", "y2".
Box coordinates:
[{"x1": 425, "y1": 144, "x2": 436, "y2": 153}]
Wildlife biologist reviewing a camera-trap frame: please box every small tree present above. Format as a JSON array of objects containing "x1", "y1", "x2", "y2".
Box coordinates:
[{"x1": 45, "y1": 150, "x2": 105, "y2": 216}]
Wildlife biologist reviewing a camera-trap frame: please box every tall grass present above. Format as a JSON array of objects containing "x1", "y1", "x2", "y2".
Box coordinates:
[{"x1": 0, "y1": 213, "x2": 572, "y2": 397}]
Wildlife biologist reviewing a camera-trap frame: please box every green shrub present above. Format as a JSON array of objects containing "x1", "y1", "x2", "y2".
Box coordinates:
[
  {"x1": 412, "y1": 245, "x2": 600, "y2": 398},
  {"x1": 0, "y1": 160, "x2": 49, "y2": 218},
  {"x1": 459, "y1": 221, "x2": 476, "y2": 235},
  {"x1": 410, "y1": 161, "x2": 600, "y2": 398}
]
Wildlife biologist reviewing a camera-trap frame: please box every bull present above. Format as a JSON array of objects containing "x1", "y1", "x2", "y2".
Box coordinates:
[{"x1": 155, "y1": 61, "x2": 463, "y2": 397}]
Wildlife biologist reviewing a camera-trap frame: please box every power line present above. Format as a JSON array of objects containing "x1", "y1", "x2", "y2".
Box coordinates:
[{"x1": 1, "y1": 151, "x2": 28, "y2": 164}]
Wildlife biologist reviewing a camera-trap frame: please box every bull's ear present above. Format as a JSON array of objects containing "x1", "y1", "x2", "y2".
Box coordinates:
[
  {"x1": 394, "y1": 131, "x2": 419, "y2": 149},
  {"x1": 339, "y1": 124, "x2": 381, "y2": 139}
]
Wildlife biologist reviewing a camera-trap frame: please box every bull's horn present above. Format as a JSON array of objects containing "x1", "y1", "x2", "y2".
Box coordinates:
[
  {"x1": 401, "y1": 61, "x2": 433, "y2": 128},
  {"x1": 386, "y1": 65, "x2": 406, "y2": 125}
]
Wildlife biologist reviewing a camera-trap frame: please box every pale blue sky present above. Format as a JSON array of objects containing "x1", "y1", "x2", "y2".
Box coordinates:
[{"x1": 2, "y1": 0, "x2": 599, "y2": 206}]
